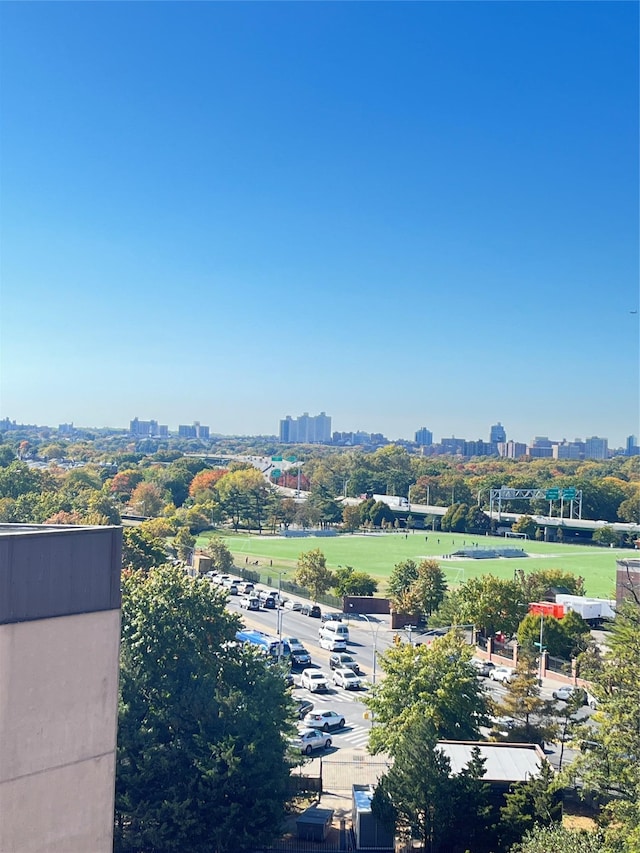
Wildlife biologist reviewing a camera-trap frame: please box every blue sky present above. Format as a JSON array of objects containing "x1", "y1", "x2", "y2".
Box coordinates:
[{"x1": 1, "y1": 2, "x2": 638, "y2": 446}]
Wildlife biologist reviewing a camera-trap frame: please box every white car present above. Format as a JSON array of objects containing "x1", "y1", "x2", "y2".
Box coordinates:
[
  {"x1": 300, "y1": 669, "x2": 329, "y2": 693},
  {"x1": 239, "y1": 595, "x2": 260, "y2": 611},
  {"x1": 332, "y1": 668, "x2": 361, "y2": 690},
  {"x1": 303, "y1": 710, "x2": 345, "y2": 732},
  {"x1": 319, "y1": 635, "x2": 347, "y2": 652},
  {"x1": 489, "y1": 666, "x2": 516, "y2": 684},
  {"x1": 284, "y1": 599, "x2": 302, "y2": 611}
]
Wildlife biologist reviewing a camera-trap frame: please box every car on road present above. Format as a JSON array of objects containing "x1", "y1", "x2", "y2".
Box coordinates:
[
  {"x1": 329, "y1": 653, "x2": 360, "y2": 673},
  {"x1": 552, "y1": 686, "x2": 586, "y2": 704},
  {"x1": 237, "y1": 581, "x2": 255, "y2": 595},
  {"x1": 239, "y1": 595, "x2": 260, "y2": 611},
  {"x1": 321, "y1": 613, "x2": 343, "y2": 623},
  {"x1": 471, "y1": 659, "x2": 495, "y2": 677},
  {"x1": 283, "y1": 637, "x2": 312, "y2": 667},
  {"x1": 284, "y1": 599, "x2": 302, "y2": 611},
  {"x1": 489, "y1": 666, "x2": 516, "y2": 684},
  {"x1": 303, "y1": 710, "x2": 345, "y2": 732},
  {"x1": 300, "y1": 669, "x2": 329, "y2": 693},
  {"x1": 293, "y1": 728, "x2": 332, "y2": 755},
  {"x1": 257, "y1": 590, "x2": 277, "y2": 609},
  {"x1": 319, "y1": 635, "x2": 347, "y2": 652},
  {"x1": 332, "y1": 668, "x2": 361, "y2": 690},
  {"x1": 300, "y1": 603, "x2": 322, "y2": 618},
  {"x1": 295, "y1": 698, "x2": 314, "y2": 720}
]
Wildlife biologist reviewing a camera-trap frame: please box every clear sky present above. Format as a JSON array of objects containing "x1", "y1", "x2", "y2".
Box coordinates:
[{"x1": 1, "y1": 2, "x2": 638, "y2": 446}]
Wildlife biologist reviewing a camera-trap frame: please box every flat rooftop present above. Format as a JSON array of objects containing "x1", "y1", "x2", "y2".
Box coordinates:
[{"x1": 438, "y1": 741, "x2": 545, "y2": 782}]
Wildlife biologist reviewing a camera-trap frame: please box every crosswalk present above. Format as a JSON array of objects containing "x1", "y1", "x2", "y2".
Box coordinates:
[{"x1": 333, "y1": 723, "x2": 371, "y2": 749}]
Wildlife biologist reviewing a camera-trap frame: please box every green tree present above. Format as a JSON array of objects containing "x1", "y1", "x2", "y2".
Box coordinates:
[
  {"x1": 173, "y1": 527, "x2": 196, "y2": 562},
  {"x1": 122, "y1": 527, "x2": 168, "y2": 571},
  {"x1": 115, "y1": 566, "x2": 292, "y2": 853},
  {"x1": 387, "y1": 559, "x2": 419, "y2": 603},
  {"x1": 568, "y1": 597, "x2": 640, "y2": 852},
  {"x1": 441, "y1": 502, "x2": 469, "y2": 532},
  {"x1": 364, "y1": 631, "x2": 489, "y2": 755},
  {"x1": 342, "y1": 503, "x2": 363, "y2": 532},
  {"x1": 0, "y1": 460, "x2": 44, "y2": 499},
  {"x1": 206, "y1": 537, "x2": 234, "y2": 574},
  {"x1": 492, "y1": 653, "x2": 556, "y2": 747},
  {"x1": 512, "y1": 515, "x2": 539, "y2": 540},
  {"x1": 332, "y1": 566, "x2": 378, "y2": 596},
  {"x1": 465, "y1": 505, "x2": 491, "y2": 533},
  {"x1": 516, "y1": 568, "x2": 586, "y2": 603},
  {"x1": 432, "y1": 574, "x2": 528, "y2": 638},
  {"x1": 372, "y1": 719, "x2": 493, "y2": 853},
  {"x1": 511, "y1": 823, "x2": 606, "y2": 853},
  {"x1": 294, "y1": 548, "x2": 335, "y2": 600},
  {"x1": 413, "y1": 559, "x2": 448, "y2": 617},
  {"x1": 499, "y1": 762, "x2": 562, "y2": 851},
  {"x1": 369, "y1": 500, "x2": 396, "y2": 528},
  {"x1": 592, "y1": 526, "x2": 620, "y2": 547}
]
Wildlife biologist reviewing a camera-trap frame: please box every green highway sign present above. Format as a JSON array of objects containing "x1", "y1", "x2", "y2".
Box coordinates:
[
  {"x1": 272, "y1": 469, "x2": 282, "y2": 478},
  {"x1": 562, "y1": 488, "x2": 577, "y2": 499},
  {"x1": 271, "y1": 456, "x2": 283, "y2": 462},
  {"x1": 545, "y1": 488, "x2": 559, "y2": 500}
]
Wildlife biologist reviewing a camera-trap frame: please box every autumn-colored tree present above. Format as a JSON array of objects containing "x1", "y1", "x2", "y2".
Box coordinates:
[
  {"x1": 188, "y1": 468, "x2": 228, "y2": 499},
  {"x1": 130, "y1": 481, "x2": 166, "y2": 517},
  {"x1": 109, "y1": 469, "x2": 144, "y2": 500}
]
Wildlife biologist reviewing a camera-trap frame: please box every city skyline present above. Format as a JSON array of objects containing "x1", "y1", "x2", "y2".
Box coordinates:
[
  {"x1": 0, "y1": 412, "x2": 635, "y2": 452},
  {"x1": 1, "y1": 3, "x2": 638, "y2": 444}
]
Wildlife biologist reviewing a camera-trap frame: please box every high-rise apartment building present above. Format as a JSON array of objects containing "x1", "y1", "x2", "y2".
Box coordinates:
[
  {"x1": 490, "y1": 422, "x2": 506, "y2": 443},
  {"x1": 585, "y1": 436, "x2": 609, "y2": 460},
  {"x1": 626, "y1": 435, "x2": 639, "y2": 456},
  {"x1": 279, "y1": 412, "x2": 332, "y2": 444},
  {"x1": 497, "y1": 441, "x2": 527, "y2": 459},
  {"x1": 130, "y1": 417, "x2": 167, "y2": 437},
  {"x1": 415, "y1": 427, "x2": 433, "y2": 446}
]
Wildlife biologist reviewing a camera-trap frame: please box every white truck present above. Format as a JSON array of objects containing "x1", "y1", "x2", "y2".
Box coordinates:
[
  {"x1": 555, "y1": 595, "x2": 615, "y2": 626},
  {"x1": 369, "y1": 494, "x2": 409, "y2": 509}
]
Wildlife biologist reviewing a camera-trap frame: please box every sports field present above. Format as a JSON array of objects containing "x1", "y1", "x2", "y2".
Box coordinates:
[{"x1": 196, "y1": 529, "x2": 629, "y2": 599}]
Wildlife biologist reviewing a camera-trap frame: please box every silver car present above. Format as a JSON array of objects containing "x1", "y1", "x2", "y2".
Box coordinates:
[
  {"x1": 332, "y1": 667, "x2": 361, "y2": 690},
  {"x1": 293, "y1": 728, "x2": 332, "y2": 755}
]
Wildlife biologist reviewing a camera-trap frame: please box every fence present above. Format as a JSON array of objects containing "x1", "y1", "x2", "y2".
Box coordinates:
[{"x1": 546, "y1": 654, "x2": 573, "y2": 675}]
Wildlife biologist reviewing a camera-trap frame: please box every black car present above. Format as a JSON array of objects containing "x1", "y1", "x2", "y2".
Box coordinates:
[
  {"x1": 321, "y1": 612, "x2": 342, "y2": 623},
  {"x1": 300, "y1": 603, "x2": 322, "y2": 618},
  {"x1": 295, "y1": 698, "x2": 314, "y2": 720}
]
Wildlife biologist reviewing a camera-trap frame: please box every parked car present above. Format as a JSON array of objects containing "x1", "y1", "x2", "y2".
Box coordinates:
[
  {"x1": 332, "y1": 668, "x2": 361, "y2": 690},
  {"x1": 293, "y1": 728, "x2": 332, "y2": 755},
  {"x1": 237, "y1": 581, "x2": 255, "y2": 595},
  {"x1": 303, "y1": 710, "x2": 345, "y2": 732},
  {"x1": 295, "y1": 698, "x2": 314, "y2": 720},
  {"x1": 319, "y1": 635, "x2": 347, "y2": 652},
  {"x1": 471, "y1": 659, "x2": 495, "y2": 677},
  {"x1": 300, "y1": 603, "x2": 322, "y2": 618},
  {"x1": 585, "y1": 690, "x2": 599, "y2": 709},
  {"x1": 321, "y1": 612, "x2": 343, "y2": 623},
  {"x1": 552, "y1": 686, "x2": 587, "y2": 704},
  {"x1": 239, "y1": 595, "x2": 260, "y2": 611},
  {"x1": 329, "y1": 653, "x2": 360, "y2": 673},
  {"x1": 284, "y1": 599, "x2": 302, "y2": 612},
  {"x1": 300, "y1": 669, "x2": 329, "y2": 693},
  {"x1": 489, "y1": 666, "x2": 516, "y2": 684}
]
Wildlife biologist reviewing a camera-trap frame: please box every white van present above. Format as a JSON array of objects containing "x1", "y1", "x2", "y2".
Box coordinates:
[{"x1": 318, "y1": 621, "x2": 349, "y2": 644}]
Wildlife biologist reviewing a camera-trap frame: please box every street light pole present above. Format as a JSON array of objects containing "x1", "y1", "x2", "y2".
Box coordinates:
[{"x1": 274, "y1": 570, "x2": 287, "y2": 662}]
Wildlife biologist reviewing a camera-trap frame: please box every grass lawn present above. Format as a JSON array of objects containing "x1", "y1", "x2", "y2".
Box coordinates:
[{"x1": 195, "y1": 529, "x2": 628, "y2": 599}]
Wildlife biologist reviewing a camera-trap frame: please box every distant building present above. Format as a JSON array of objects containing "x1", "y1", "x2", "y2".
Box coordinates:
[
  {"x1": 279, "y1": 412, "x2": 332, "y2": 444},
  {"x1": 130, "y1": 417, "x2": 166, "y2": 437},
  {"x1": 179, "y1": 422, "x2": 210, "y2": 440},
  {"x1": 463, "y1": 439, "x2": 494, "y2": 457},
  {"x1": 415, "y1": 427, "x2": 433, "y2": 446},
  {"x1": 490, "y1": 422, "x2": 506, "y2": 443},
  {"x1": 440, "y1": 436, "x2": 465, "y2": 455},
  {"x1": 528, "y1": 437, "x2": 554, "y2": 458},
  {"x1": 553, "y1": 440, "x2": 584, "y2": 460},
  {"x1": 626, "y1": 435, "x2": 639, "y2": 456},
  {"x1": 497, "y1": 440, "x2": 527, "y2": 459},
  {"x1": 58, "y1": 422, "x2": 75, "y2": 436},
  {"x1": 585, "y1": 436, "x2": 609, "y2": 460},
  {"x1": 0, "y1": 523, "x2": 121, "y2": 853}
]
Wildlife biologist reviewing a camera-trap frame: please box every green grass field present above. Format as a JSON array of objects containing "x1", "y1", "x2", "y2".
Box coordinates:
[{"x1": 195, "y1": 529, "x2": 628, "y2": 599}]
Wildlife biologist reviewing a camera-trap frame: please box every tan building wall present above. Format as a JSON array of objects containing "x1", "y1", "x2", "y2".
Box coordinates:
[{"x1": 0, "y1": 609, "x2": 120, "y2": 853}]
